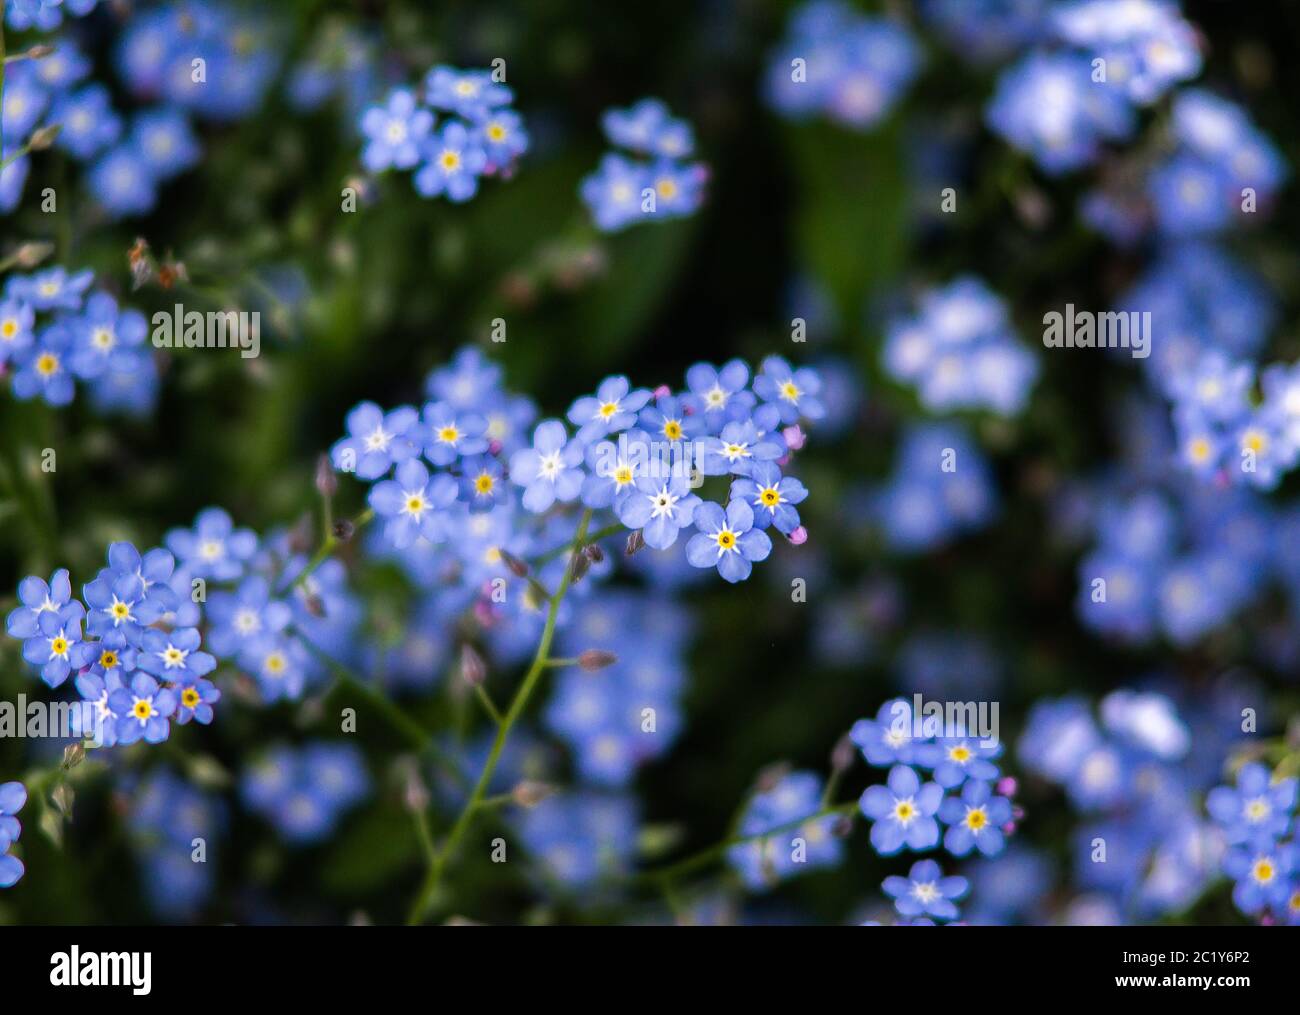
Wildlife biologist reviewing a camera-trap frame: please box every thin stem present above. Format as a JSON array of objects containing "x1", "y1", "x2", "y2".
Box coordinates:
[
  {"x1": 632, "y1": 801, "x2": 858, "y2": 888},
  {"x1": 531, "y1": 520, "x2": 622, "y2": 567},
  {"x1": 472, "y1": 683, "x2": 503, "y2": 726},
  {"x1": 406, "y1": 508, "x2": 594, "y2": 925},
  {"x1": 543, "y1": 656, "x2": 578, "y2": 669},
  {"x1": 290, "y1": 507, "x2": 373, "y2": 590}
]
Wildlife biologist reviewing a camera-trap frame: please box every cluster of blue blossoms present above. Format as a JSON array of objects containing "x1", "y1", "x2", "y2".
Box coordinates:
[
  {"x1": 727, "y1": 770, "x2": 842, "y2": 889},
  {"x1": 851, "y1": 699, "x2": 1018, "y2": 924},
  {"x1": 3, "y1": 1, "x2": 280, "y2": 218},
  {"x1": 360, "y1": 65, "x2": 528, "y2": 202},
  {"x1": 121, "y1": 768, "x2": 224, "y2": 918},
  {"x1": 240, "y1": 743, "x2": 369, "y2": 845},
  {"x1": 764, "y1": 1, "x2": 921, "y2": 131},
  {"x1": 1019, "y1": 685, "x2": 1255, "y2": 921},
  {"x1": 0, "y1": 266, "x2": 157, "y2": 413},
  {"x1": 334, "y1": 346, "x2": 822, "y2": 585},
  {"x1": 5, "y1": 541, "x2": 220, "y2": 746},
  {"x1": 874, "y1": 423, "x2": 998, "y2": 554},
  {"x1": 3, "y1": 0, "x2": 95, "y2": 32},
  {"x1": 1207, "y1": 762, "x2": 1300, "y2": 923},
  {"x1": 580, "y1": 99, "x2": 707, "y2": 232},
  {"x1": 0, "y1": 781, "x2": 26, "y2": 888},
  {"x1": 882, "y1": 277, "x2": 1038, "y2": 416}
]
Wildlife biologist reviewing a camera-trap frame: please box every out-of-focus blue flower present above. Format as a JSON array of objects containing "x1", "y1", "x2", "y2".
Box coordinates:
[
  {"x1": 920, "y1": 0, "x2": 1050, "y2": 65},
  {"x1": 0, "y1": 781, "x2": 28, "y2": 888},
  {"x1": 241, "y1": 743, "x2": 370, "y2": 845},
  {"x1": 166, "y1": 508, "x2": 259, "y2": 582},
  {"x1": 132, "y1": 107, "x2": 202, "y2": 179},
  {"x1": 50, "y1": 84, "x2": 122, "y2": 160},
  {"x1": 69, "y1": 291, "x2": 148, "y2": 380},
  {"x1": 1224, "y1": 844, "x2": 1294, "y2": 915},
  {"x1": 514, "y1": 792, "x2": 638, "y2": 891},
  {"x1": 414, "y1": 121, "x2": 489, "y2": 202},
  {"x1": 765, "y1": 3, "x2": 921, "y2": 130},
  {"x1": 851, "y1": 699, "x2": 929, "y2": 767},
  {"x1": 727, "y1": 772, "x2": 842, "y2": 889},
  {"x1": 421, "y1": 400, "x2": 488, "y2": 465},
  {"x1": 986, "y1": 51, "x2": 1135, "y2": 174},
  {"x1": 359, "y1": 88, "x2": 433, "y2": 171},
  {"x1": 602, "y1": 98, "x2": 694, "y2": 158},
  {"x1": 424, "y1": 66, "x2": 512, "y2": 118},
  {"x1": 88, "y1": 143, "x2": 159, "y2": 218}
]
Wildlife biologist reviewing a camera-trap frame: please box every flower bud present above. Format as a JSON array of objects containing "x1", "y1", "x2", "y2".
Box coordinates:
[
  {"x1": 26, "y1": 44, "x2": 56, "y2": 59},
  {"x1": 315, "y1": 454, "x2": 338, "y2": 498},
  {"x1": 569, "y1": 549, "x2": 590, "y2": 583},
  {"x1": 625, "y1": 530, "x2": 645, "y2": 556},
  {"x1": 578, "y1": 649, "x2": 617, "y2": 672},
  {"x1": 28, "y1": 124, "x2": 61, "y2": 151},
  {"x1": 62, "y1": 742, "x2": 86, "y2": 770},
  {"x1": 511, "y1": 780, "x2": 555, "y2": 808},
  {"x1": 460, "y1": 644, "x2": 487, "y2": 686},
  {"x1": 499, "y1": 549, "x2": 529, "y2": 578},
  {"x1": 583, "y1": 543, "x2": 604, "y2": 564},
  {"x1": 996, "y1": 776, "x2": 1018, "y2": 798},
  {"x1": 13, "y1": 241, "x2": 54, "y2": 269},
  {"x1": 332, "y1": 519, "x2": 355, "y2": 542},
  {"x1": 403, "y1": 769, "x2": 430, "y2": 813},
  {"x1": 830, "y1": 733, "x2": 855, "y2": 774},
  {"x1": 783, "y1": 424, "x2": 806, "y2": 451},
  {"x1": 787, "y1": 525, "x2": 808, "y2": 546}
]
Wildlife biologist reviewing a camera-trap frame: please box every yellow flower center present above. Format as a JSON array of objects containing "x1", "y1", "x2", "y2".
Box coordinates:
[
  {"x1": 760, "y1": 487, "x2": 780, "y2": 506},
  {"x1": 0, "y1": 320, "x2": 17, "y2": 340},
  {"x1": 265, "y1": 652, "x2": 287, "y2": 675},
  {"x1": 181, "y1": 688, "x2": 201, "y2": 708},
  {"x1": 715, "y1": 529, "x2": 736, "y2": 551},
  {"x1": 663, "y1": 420, "x2": 683, "y2": 440},
  {"x1": 780, "y1": 380, "x2": 801, "y2": 403},
  {"x1": 474, "y1": 472, "x2": 495, "y2": 494},
  {"x1": 893, "y1": 800, "x2": 916, "y2": 823},
  {"x1": 99, "y1": 650, "x2": 118, "y2": 669},
  {"x1": 438, "y1": 425, "x2": 460, "y2": 444},
  {"x1": 965, "y1": 807, "x2": 988, "y2": 831},
  {"x1": 656, "y1": 177, "x2": 678, "y2": 200},
  {"x1": 440, "y1": 150, "x2": 461, "y2": 171},
  {"x1": 1253, "y1": 858, "x2": 1276, "y2": 884},
  {"x1": 487, "y1": 123, "x2": 506, "y2": 141},
  {"x1": 36, "y1": 353, "x2": 59, "y2": 376},
  {"x1": 599, "y1": 401, "x2": 619, "y2": 419},
  {"x1": 112, "y1": 602, "x2": 131, "y2": 619},
  {"x1": 949, "y1": 745, "x2": 972, "y2": 763},
  {"x1": 1189, "y1": 438, "x2": 1211, "y2": 462},
  {"x1": 133, "y1": 700, "x2": 153, "y2": 720},
  {"x1": 50, "y1": 636, "x2": 69, "y2": 656},
  {"x1": 614, "y1": 466, "x2": 633, "y2": 485}
]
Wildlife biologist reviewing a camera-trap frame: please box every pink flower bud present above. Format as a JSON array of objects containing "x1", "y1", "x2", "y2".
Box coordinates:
[
  {"x1": 653, "y1": 384, "x2": 672, "y2": 399},
  {"x1": 787, "y1": 526, "x2": 808, "y2": 545},
  {"x1": 783, "y1": 425, "x2": 806, "y2": 451},
  {"x1": 996, "y1": 776, "x2": 1018, "y2": 798}
]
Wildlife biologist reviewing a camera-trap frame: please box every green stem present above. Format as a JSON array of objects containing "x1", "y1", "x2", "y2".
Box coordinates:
[
  {"x1": 472, "y1": 683, "x2": 503, "y2": 726},
  {"x1": 290, "y1": 507, "x2": 373, "y2": 590},
  {"x1": 532, "y1": 520, "x2": 622, "y2": 566},
  {"x1": 406, "y1": 508, "x2": 594, "y2": 925},
  {"x1": 633, "y1": 801, "x2": 858, "y2": 888}
]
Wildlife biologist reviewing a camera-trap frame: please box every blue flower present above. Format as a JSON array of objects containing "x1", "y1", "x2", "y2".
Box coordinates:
[
  {"x1": 0, "y1": 300, "x2": 35, "y2": 364},
  {"x1": 69, "y1": 291, "x2": 148, "y2": 380},
  {"x1": 753, "y1": 355, "x2": 826, "y2": 424},
  {"x1": 685, "y1": 499, "x2": 772, "y2": 583},
  {"x1": 132, "y1": 107, "x2": 202, "y2": 179},
  {"x1": 414, "y1": 121, "x2": 489, "y2": 202},
  {"x1": 165, "y1": 508, "x2": 259, "y2": 582},
  {"x1": 0, "y1": 62, "x2": 49, "y2": 139},
  {"x1": 701, "y1": 420, "x2": 784, "y2": 477},
  {"x1": 88, "y1": 144, "x2": 159, "y2": 218},
  {"x1": 1206, "y1": 762, "x2": 1297, "y2": 847},
  {"x1": 1224, "y1": 844, "x2": 1294, "y2": 915},
  {"x1": 206, "y1": 575, "x2": 292, "y2": 660},
  {"x1": 331, "y1": 401, "x2": 422, "y2": 479},
  {"x1": 21, "y1": 603, "x2": 94, "y2": 687},
  {"x1": 109, "y1": 673, "x2": 177, "y2": 745},
  {"x1": 73, "y1": 669, "x2": 126, "y2": 747},
  {"x1": 5, "y1": 266, "x2": 92, "y2": 311},
  {"x1": 368, "y1": 458, "x2": 458, "y2": 547},
  {"x1": 422, "y1": 401, "x2": 489, "y2": 465},
  {"x1": 566, "y1": 375, "x2": 652, "y2": 443},
  {"x1": 642, "y1": 160, "x2": 707, "y2": 220},
  {"x1": 638, "y1": 393, "x2": 704, "y2": 448},
  {"x1": 883, "y1": 859, "x2": 969, "y2": 920},
  {"x1": 360, "y1": 88, "x2": 433, "y2": 171},
  {"x1": 0, "y1": 781, "x2": 27, "y2": 888},
  {"x1": 50, "y1": 84, "x2": 122, "y2": 160},
  {"x1": 6, "y1": 568, "x2": 76, "y2": 640},
  {"x1": 683, "y1": 359, "x2": 753, "y2": 432},
  {"x1": 458, "y1": 454, "x2": 507, "y2": 511},
  {"x1": 509, "y1": 419, "x2": 585, "y2": 513},
  {"x1": 602, "y1": 98, "x2": 694, "y2": 158},
  {"x1": 919, "y1": 736, "x2": 1003, "y2": 788},
  {"x1": 579, "y1": 153, "x2": 649, "y2": 232},
  {"x1": 851, "y1": 699, "x2": 930, "y2": 767},
  {"x1": 726, "y1": 771, "x2": 843, "y2": 889},
  {"x1": 616, "y1": 471, "x2": 701, "y2": 550},
  {"x1": 424, "y1": 346, "x2": 503, "y2": 409},
  {"x1": 174, "y1": 678, "x2": 220, "y2": 726},
  {"x1": 11, "y1": 322, "x2": 77, "y2": 406},
  {"x1": 581, "y1": 431, "x2": 649, "y2": 508},
  {"x1": 137, "y1": 627, "x2": 216, "y2": 684},
  {"x1": 940, "y1": 779, "x2": 1013, "y2": 857},
  {"x1": 859, "y1": 764, "x2": 943, "y2": 854},
  {"x1": 730, "y1": 461, "x2": 808, "y2": 534},
  {"x1": 423, "y1": 66, "x2": 513, "y2": 118},
  {"x1": 472, "y1": 107, "x2": 528, "y2": 167}
]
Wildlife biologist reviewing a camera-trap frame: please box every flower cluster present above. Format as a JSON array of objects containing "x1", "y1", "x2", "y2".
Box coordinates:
[
  {"x1": 882, "y1": 277, "x2": 1038, "y2": 416},
  {"x1": 515, "y1": 791, "x2": 638, "y2": 891},
  {"x1": 544, "y1": 593, "x2": 692, "y2": 786},
  {"x1": 726, "y1": 771, "x2": 842, "y2": 889},
  {"x1": 918, "y1": 0, "x2": 1049, "y2": 66},
  {"x1": 6, "y1": 541, "x2": 219, "y2": 746},
  {"x1": 580, "y1": 99, "x2": 707, "y2": 232},
  {"x1": 4, "y1": 2, "x2": 280, "y2": 218},
  {"x1": 165, "y1": 508, "x2": 362, "y2": 704},
  {"x1": 764, "y1": 2, "x2": 921, "y2": 131},
  {"x1": 334, "y1": 347, "x2": 821, "y2": 586},
  {"x1": 360, "y1": 65, "x2": 527, "y2": 202},
  {"x1": 3, "y1": 0, "x2": 96, "y2": 32},
  {"x1": 1207, "y1": 762, "x2": 1299, "y2": 922},
  {"x1": 1019, "y1": 687, "x2": 1246, "y2": 920},
  {"x1": 850, "y1": 698, "x2": 1018, "y2": 924},
  {"x1": 0, "y1": 781, "x2": 26, "y2": 888},
  {"x1": 122, "y1": 768, "x2": 225, "y2": 919},
  {"x1": 0, "y1": 266, "x2": 157, "y2": 413},
  {"x1": 240, "y1": 742, "x2": 369, "y2": 845},
  {"x1": 874, "y1": 423, "x2": 998, "y2": 553},
  {"x1": 853, "y1": 699, "x2": 1015, "y2": 861}
]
